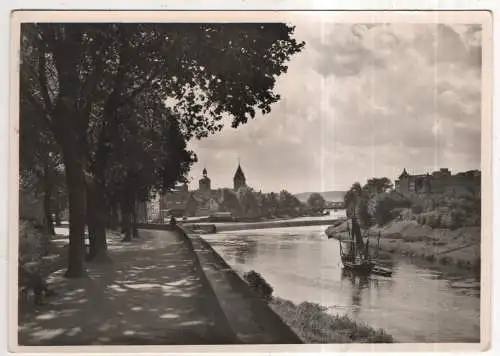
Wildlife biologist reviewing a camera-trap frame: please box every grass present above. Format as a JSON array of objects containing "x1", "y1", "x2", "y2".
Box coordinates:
[{"x1": 269, "y1": 298, "x2": 395, "y2": 344}]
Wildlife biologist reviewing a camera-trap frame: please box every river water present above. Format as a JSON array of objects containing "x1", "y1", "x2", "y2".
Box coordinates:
[{"x1": 202, "y1": 215, "x2": 480, "y2": 343}]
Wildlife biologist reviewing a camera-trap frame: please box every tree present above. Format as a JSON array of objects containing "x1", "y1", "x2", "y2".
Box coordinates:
[
  {"x1": 237, "y1": 187, "x2": 259, "y2": 218},
  {"x1": 344, "y1": 182, "x2": 363, "y2": 218},
  {"x1": 278, "y1": 190, "x2": 303, "y2": 216},
  {"x1": 265, "y1": 192, "x2": 280, "y2": 217},
  {"x1": 20, "y1": 23, "x2": 304, "y2": 277},
  {"x1": 307, "y1": 193, "x2": 326, "y2": 212},
  {"x1": 363, "y1": 177, "x2": 393, "y2": 197},
  {"x1": 220, "y1": 189, "x2": 242, "y2": 216},
  {"x1": 19, "y1": 89, "x2": 66, "y2": 236}
]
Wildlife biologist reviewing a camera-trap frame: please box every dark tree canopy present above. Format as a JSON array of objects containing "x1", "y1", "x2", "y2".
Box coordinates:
[{"x1": 19, "y1": 21, "x2": 305, "y2": 276}]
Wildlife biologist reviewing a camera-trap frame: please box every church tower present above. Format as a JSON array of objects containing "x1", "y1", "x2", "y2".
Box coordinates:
[
  {"x1": 199, "y1": 167, "x2": 211, "y2": 192},
  {"x1": 233, "y1": 162, "x2": 247, "y2": 191}
]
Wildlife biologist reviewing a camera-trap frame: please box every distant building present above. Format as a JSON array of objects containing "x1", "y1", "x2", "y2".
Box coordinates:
[
  {"x1": 395, "y1": 168, "x2": 480, "y2": 195},
  {"x1": 159, "y1": 183, "x2": 190, "y2": 219},
  {"x1": 156, "y1": 162, "x2": 251, "y2": 217},
  {"x1": 233, "y1": 164, "x2": 247, "y2": 191},
  {"x1": 199, "y1": 167, "x2": 211, "y2": 192},
  {"x1": 144, "y1": 193, "x2": 161, "y2": 222}
]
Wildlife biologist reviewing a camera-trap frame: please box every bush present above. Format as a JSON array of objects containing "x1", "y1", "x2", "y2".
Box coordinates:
[
  {"x1": 19, "y1": 220, "x2": 50, "y2": 263},
  {"x1": 411, "y1": 204, "x2": 423, "y2": 214},
  {"x1": 243, "y1": 270, "x2": 274, "y2": 301},
  {"x1": 371, "y1": 192, "x2": 411, "y2": 227}
]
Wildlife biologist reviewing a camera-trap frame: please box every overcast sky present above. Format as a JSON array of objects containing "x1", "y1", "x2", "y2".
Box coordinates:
[{"x1": 187, "y1": 16, "x2": 482, "y2": 194}]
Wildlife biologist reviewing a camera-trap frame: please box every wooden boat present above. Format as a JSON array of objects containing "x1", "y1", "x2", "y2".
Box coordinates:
[
  {"x1": 371, "y1": 265, "x2": 393, "y2": 277},
  {"x1": 338, "y1": 219, "x2": 393, "y2": 277},
  {"x1": 339, "y1": 239, "x2": 374, "y2": 273}
]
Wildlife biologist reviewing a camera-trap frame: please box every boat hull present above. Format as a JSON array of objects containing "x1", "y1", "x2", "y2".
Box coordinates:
[{"x1": 342, "y1": 260, "x2": 374, "y2": 274}]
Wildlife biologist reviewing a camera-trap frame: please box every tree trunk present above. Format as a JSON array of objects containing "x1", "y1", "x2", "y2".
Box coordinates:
[
  {"x1": 132, "y1": 199, "x2": 139, "y2": 238},
  {"x1": 93, "y1": 177, "x2": 111, "y2": 262},
  {"x1": 43, "y1": 186, "x2": 55, "y2": 236},
  {"x1": 47, "y1": 35, "x2": 88, "y2": 279},
  {"x1": 120, "y1": 197, "x2": 133, "y2": 242},
  {"x1": 85, "y1": 182, "x2": 97, "y2": 261},
  {"x1": 109, "y1": 201, "x2": 119, "y2": 230},
  {"x1": 54, "y1": 209, "x2": 62, "y2": 227},
  {"x1": 86, "y1": 177, "x2": 111, "y2": 263},
  {"x1": 63, "y1": 158, "x2": 87, "y2": 278},
  {"x1": 40, "y1": 165, "x2": 55, "y2": 236}
]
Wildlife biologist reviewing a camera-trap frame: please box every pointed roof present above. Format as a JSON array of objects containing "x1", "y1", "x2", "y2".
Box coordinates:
[
  {"x1": 233, "y1": 164, "x2": 246, "y2": 180},
  {"x1": 399, "y1": 168, "x2": 409, "y2": 179},
  {"x1": 202, "y1": 167, "x2": 208, "y2": 177}
]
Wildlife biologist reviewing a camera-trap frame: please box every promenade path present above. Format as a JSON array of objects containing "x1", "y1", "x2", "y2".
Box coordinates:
[{"x1": 18, "y1": 229, "x2": 236, "y2": 346}]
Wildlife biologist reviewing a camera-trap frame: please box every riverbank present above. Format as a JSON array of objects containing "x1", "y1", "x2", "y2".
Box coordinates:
[
  {"x1": 186, "y1": 230, "x2": 395, "y2": 344},
  {"x1": 325, "y1": 219, "x2": 480, "y2": 276},
  {"x1": 139, "y1": 217, "x2": 343, "y2": 234},
  {"x1": 185, "y1": 232, "x2": 302, "y2": 344},
  {"x1": 268, "y1": 298, "x2": 394, "y2": 343},
  {"x1": 190, "y1": 218, "x2": 342, "y2": 232}
]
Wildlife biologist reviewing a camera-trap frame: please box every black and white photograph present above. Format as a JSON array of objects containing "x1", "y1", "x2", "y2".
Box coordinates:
[{"x1": 10, "y1": 10, "x2": 491, "y2": 352}]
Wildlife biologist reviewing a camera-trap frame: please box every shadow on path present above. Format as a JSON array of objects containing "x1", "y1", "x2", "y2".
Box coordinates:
[{"x1": 18, "y1": 230, "x2": 236, "y2": 345}]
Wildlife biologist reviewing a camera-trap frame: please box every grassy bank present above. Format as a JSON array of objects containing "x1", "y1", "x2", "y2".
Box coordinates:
[
  {"x1": 242, "y1": 270, "x2": 394, "y2": 344},
  {"x1": 325, "y1": 219, "x2": 480, "y2": 275},
  {"x1": 269, "y1": 297, "x2": 394, "y2": 343}
]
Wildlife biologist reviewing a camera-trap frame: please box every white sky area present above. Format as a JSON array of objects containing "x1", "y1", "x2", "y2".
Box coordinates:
[{"x1": 187, "y1": 16, "x2": 482, "y2": 194}]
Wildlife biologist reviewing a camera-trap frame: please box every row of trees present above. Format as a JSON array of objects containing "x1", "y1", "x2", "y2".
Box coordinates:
[
  {"x1": 184, "y1": 188, "x2": 325, "y2": 220},
  {"x1": 219, "y1": 187, "x2": 311, "y2": 219},
  {"x1": 20, "y1": 23, "x2": 304, "y2": 277}
]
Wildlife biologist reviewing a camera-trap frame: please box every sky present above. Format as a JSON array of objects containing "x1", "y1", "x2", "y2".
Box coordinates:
[{"x1": 187, "y1": 16, "x2": 482, "y2": 194}]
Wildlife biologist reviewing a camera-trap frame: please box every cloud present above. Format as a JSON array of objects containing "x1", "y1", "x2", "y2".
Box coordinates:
[{"x1": 188, "y1": 19, "x2": 483, "y2": 193}]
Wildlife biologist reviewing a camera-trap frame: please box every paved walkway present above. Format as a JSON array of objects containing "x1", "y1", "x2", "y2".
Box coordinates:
[{"x1": 18, "y1": 229, "x2": 236, "y2": 345}]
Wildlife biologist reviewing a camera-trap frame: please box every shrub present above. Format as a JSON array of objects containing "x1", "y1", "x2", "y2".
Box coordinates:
[
  {"x1": 243, "y1": 270, "x2": 274, "y2": 301},
  {"x1": 411, "y1": 204, "x2": 424, "y2": 214},
  {"x1": 19, "y1": 220, "x2": 50, "y2": 264}
]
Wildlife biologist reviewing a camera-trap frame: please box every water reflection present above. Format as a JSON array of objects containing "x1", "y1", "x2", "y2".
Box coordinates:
[
  {"x1": 233, "y1": 239, "x2": 258, "y2": 264},
  {"x1": 340, "y1": 269, "x2": 369, "y2": 315}
]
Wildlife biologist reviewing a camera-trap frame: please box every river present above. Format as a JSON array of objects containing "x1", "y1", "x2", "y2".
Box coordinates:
[{"x1": 201, "y1": 217, "x2": 480, "y2": 343}]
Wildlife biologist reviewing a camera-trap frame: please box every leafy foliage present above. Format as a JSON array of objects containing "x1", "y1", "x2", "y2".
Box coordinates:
[
  {"x1": 345, "y1": 178, "x2": 395, "y2": 228},
  {"x1": 307, "y1": 193, "x2": 326, "y2": 212},
  {"x1": 19, "y1": 220, "x2": 51, "y2": 263},
  {"x1": 369, "y1": 192, "x2": 411, "y2": 226},
  {"x1": 243, "y1": 270, "x2": 274, "y2": 301},
  {"x1": 20, "y1": 22, "x2": 305, "y2": 275}
]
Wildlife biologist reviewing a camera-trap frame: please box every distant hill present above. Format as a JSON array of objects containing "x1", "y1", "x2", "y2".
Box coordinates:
[{"x1": 295, "y1": 191, "x2": 346, "y2": 203}]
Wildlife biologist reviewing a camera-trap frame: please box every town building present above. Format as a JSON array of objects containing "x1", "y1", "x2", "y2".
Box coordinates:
[
  {"x1": 233, "y1": 164, "x2": 247, "y2": 190},
  {"x1": 198, "y1": 168, "x2": 211, "y2": 192},
  {"x1": 395, "y1": 168, "x2": 480, "y2": 196},
  {"x1": 158, "y1": 162, "x2": 250, "y2": 218}
]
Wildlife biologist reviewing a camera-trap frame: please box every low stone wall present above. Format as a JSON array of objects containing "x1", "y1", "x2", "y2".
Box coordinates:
[
  {"x1": 213, "y1": 219, "x2": 341, "y2": 232},
  {"x1": 175, "y1": 227, "x2": 302, "y2": 344},
  {"x1": 139, "y1": 219, "x2": 343, "y2": 234}
]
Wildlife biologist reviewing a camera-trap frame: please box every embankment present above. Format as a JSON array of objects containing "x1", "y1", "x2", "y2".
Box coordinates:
[
  {"x1": 325, "y1": 220, "x2": 480, "y2": 275},
  {"x1": 268, "y1": 298, "x2": 394, "y2": 343},
  {"x1": 176, "y1": 226, "x2": 394, "y2": 344},
  {"x1": 139, "y1": 219, "x2": 342, "y2": 233},
  {"x1": 176, "y1": 227, "x2": 302, "y2": 344},
  {"x1": 212, "y1": 218, "x2": 341, "y2": 232}
]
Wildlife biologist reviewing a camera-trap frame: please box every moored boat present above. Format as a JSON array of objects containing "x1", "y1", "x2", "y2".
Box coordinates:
[{"x1": 338, "y1": 217, "x2": 393, "y2": 277}]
